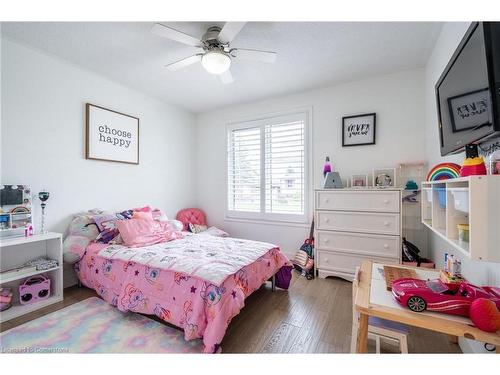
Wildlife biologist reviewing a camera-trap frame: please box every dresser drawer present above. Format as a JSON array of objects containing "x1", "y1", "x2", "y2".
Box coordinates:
[
  {"x1": 315, "y1": 190, "x2": 400, "y2": 213},
  {"x1": 316, "y1": 211, "x2": 400, "y2": 235},
  {"x1": 316, "y1": 230, "x2": 400, "y2": 258},
  {"x1": 317, "y1": 250, "x2": 398, "y2": 275}
]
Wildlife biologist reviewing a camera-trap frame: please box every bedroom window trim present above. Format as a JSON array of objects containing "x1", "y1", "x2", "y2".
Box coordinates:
[{"x1": 225, "y1": 107, "x2": 312, "y2": 224}]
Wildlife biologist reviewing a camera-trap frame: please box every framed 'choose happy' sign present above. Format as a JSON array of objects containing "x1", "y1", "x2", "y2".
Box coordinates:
[
  {"x1": 342, "y1": 113, "x2": 376, "y2": 147},
  {"x1": 86, "y1": 103, "x2": 139, "y2": 164}
]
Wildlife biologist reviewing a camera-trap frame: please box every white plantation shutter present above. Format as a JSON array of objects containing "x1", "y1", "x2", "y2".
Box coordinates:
[
  {"x1": 265, "y1": 120, "x2": 305, "y2": 215},
  {"x1": 227, "y1": 111, "x2": 309, "y2": 223},
  {"x1": 227, "y1": 126, "x2": 261, "y2": 212}
]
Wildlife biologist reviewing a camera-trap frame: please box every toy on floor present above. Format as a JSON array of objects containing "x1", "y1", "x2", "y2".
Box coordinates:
[
  {"x1": 426, "y1": 162, "x2": 461, "y2": 181},
  {"x1": 292, "y1": 221, "x2": 315, "y2": 280},
  {"x1": 460, "y1": 144, "x2": 487, "y2": 177},
  {"x1": 392, "y1": 278, "x2": 500, "y2": 318}
]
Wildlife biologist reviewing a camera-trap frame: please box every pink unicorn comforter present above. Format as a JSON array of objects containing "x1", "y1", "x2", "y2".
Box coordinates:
[{"x1": 75, "y1": 234, "x2": 289, "y2": 353}]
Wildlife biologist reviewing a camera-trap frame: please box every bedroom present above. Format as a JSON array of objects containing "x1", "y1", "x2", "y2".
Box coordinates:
[{"x1": 1, "y1": 0, "x2": 499, "y2": 372}]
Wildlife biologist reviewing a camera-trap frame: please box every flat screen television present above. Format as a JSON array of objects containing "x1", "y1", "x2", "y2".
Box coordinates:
[{"x1": 435, "y1": 22, "x2": 500, "y2": 156}]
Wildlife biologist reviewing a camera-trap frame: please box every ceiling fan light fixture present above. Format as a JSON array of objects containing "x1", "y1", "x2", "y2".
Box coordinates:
[{"x1": 201, "y1": 51, "x2": 231, "y2": 75}]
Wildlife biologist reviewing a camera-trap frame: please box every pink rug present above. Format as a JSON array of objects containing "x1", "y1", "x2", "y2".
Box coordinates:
[{"x1": 0, "y1": 297, "x2": 203, "y2": 353}]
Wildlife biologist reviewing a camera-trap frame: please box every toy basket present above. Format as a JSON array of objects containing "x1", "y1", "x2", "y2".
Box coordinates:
[{"x1": 436, "y1": 188, "x2": 447, "y2": 209}]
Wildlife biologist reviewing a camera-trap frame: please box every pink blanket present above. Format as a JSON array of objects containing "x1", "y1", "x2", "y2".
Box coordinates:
[{"x1": 76, "y1": 240, "x2": 289, "y2": 353}]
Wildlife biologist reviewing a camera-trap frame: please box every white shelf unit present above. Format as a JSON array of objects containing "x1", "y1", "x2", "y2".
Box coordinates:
[
  {"x1": 421, "y1": 175, "x2": 500, "y2": 262},
  {"x1": 0, "y1": 232, "x2": 63, "y2": 322}
]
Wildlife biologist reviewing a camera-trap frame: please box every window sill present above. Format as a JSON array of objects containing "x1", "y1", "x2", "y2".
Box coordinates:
[{"x1": 224, "y1": 216, "x2": 311, "y2": 228}]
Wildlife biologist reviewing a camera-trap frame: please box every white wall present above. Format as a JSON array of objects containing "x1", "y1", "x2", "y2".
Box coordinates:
[
  {"x1": 195, "y1": 69, "x2": 426, "y2": 257},
  {"x1": 424, "y1": 23, "x2": 500, "y2": 355},
  {"x1": 1, "y1": 38, "x2": 196, "y2": 236},
  {"x1": 424, "y1": 22, "x2": 500, "y2": 288}
]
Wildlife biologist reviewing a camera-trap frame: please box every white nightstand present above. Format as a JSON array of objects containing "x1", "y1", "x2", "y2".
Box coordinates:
[{"x1": 0, "y1": 232, "x2": 63, "y2": 322}]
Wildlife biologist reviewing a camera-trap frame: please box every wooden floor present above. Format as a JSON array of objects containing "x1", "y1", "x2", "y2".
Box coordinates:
[{"x1": 1, "y1": 272, "x2": 461, "y2": 353}]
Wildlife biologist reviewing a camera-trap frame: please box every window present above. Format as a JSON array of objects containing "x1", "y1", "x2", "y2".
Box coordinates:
[{"x1": 227, "y1": 110, "x2": 310, "y2": 223}]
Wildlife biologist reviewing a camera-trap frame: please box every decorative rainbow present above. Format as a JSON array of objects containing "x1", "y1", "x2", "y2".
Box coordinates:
[{"x1": 426, "y1": 163, "x2": 461, "y2": 181}]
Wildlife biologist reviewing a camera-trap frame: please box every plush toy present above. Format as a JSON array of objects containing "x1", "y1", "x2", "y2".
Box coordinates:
[{"x1": 470, "y1": 298, "x2": 500, "y2": 332}]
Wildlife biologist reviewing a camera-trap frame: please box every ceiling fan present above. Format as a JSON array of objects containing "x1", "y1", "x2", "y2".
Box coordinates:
[{"x1": 151, "y1": 22, "x2": 277, "y2": 84}]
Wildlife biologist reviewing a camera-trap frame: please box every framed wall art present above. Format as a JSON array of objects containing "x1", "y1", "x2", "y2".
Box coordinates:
[
  {"x1": 85, "y1": 103, "x2": 139, "y2": 164},
  {"x1": 447, "y1": 88, "x2": 490, "y2": 133},
  {"x1": 342, "y1": 113, "x2": 376, "y2": 147}
]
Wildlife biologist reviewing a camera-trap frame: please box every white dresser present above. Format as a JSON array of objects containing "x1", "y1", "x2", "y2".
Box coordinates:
[{"x1": 315, "y1": 188, "x2": 402, "y2": 281}]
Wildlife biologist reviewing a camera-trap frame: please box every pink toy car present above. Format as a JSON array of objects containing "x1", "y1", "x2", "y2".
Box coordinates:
[{"x1": 392, "y1": 278, "x2": 500, "y2": 317}]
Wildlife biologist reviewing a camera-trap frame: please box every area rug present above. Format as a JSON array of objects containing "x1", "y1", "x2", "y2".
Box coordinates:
[{"x1": 0, "y1": 297, "x2": 203, "y2": 353}]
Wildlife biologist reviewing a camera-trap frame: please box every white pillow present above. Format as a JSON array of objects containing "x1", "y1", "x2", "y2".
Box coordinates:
[{"x1": 167, "y1": 219, "x2": 184, "y2": 231}]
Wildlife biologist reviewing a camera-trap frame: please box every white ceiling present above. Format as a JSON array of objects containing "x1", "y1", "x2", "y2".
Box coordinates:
[{"x1": 1, "y1": 22, "x2": 442, "y2": 113}]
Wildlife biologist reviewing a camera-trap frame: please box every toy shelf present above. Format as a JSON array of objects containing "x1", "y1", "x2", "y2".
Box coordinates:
[
  {"x1": 0, "y1": 295, "x2": 62, "y2": 323},
  {"x1": 0, "y1": 232, "x2": 63, "y2": 322},
  {"x1": 421, "y1": 175, "x2": 500, "y2": 262},
  {"x1": 0, "y1": 265, "x2": 60, "y2": 284}
]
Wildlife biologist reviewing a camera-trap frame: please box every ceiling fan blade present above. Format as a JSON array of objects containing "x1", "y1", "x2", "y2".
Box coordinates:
[
  {"x1": 219, "y1": 70, "x2": 234, "y2": 84},
  {"x1": 230, "y1": 48, "x2": 277, "y2": 63},
  {"x1": 165, "y1": 54, "x2": 202, "y2": 71},
  {"x1": 151, "y1": 23, "x2": 202, "y2": 48},
  {"x1": 218, "y1": 22, "x2": 246, "y2": 44}
]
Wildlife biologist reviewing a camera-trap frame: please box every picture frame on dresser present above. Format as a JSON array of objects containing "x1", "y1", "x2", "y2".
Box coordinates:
[
  {"x1": 373, "y1": 167, "x2": 397, "y2": 188},
  {"x1": 351, "y1": 174, "x2": 369, "y2": 187}
]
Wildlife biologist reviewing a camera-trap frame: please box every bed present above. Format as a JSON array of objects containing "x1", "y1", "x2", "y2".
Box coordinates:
[{"x1": 75, "y1": 232, "x2": 289, "y2": 353}]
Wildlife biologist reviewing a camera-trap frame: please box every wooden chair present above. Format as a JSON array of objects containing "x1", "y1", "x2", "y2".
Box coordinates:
[{"x1": 351, "y1": 266, "x2": 410, "y2": 353}]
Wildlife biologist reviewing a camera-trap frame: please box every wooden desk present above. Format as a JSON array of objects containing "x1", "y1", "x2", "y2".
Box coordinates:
[{"x1": 354, "y1": 260, "x2": 500, "y2": 353}]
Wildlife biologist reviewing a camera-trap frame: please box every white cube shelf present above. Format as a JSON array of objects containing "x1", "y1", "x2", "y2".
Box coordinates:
[
  {"x1": 421, "y1": 175, "x2": 500, "y2": 262},
  {"x1": 0, "y1": 232, "x2": 63, "y2": 322}
]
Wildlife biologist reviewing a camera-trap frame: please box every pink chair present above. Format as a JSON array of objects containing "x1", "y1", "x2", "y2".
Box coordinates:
[{"x1": 176, "y1": 208, "x2": 207, "y2": 231}]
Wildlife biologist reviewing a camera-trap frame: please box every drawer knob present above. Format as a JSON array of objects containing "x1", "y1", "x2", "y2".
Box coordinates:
[
  {"x1": 383, "y1": 221, "x2": 389, "y2": 227},
  {"x1": 383, "y1": 244, "x2": 389, "y2": 249},
  {"x1": 324, "y1": 239, "x2": 330, "y2": 243},
  {"x1": 325, "y1": 218, "x2": 330, "y2": 223},
  {"x1": 383, "y1": 199, "x2": 390, "y2": 204},
  {"x1": 325, "y1": 198, "x2": 330, "y2": 203},
  {"x1": 325, "y1": 259, "x2": 330, "y2": 263}
]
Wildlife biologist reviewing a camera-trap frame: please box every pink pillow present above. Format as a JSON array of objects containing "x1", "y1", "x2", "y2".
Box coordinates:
[
  {"x1": 133, "y1": 211, "x2": 153, "y2": 221},
  {"x1": 117, "y1": 219, "x2": 183, "y2": 247},
  {"x1": 133, "y1": 206, "x2": 152, "y2": 212}
]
